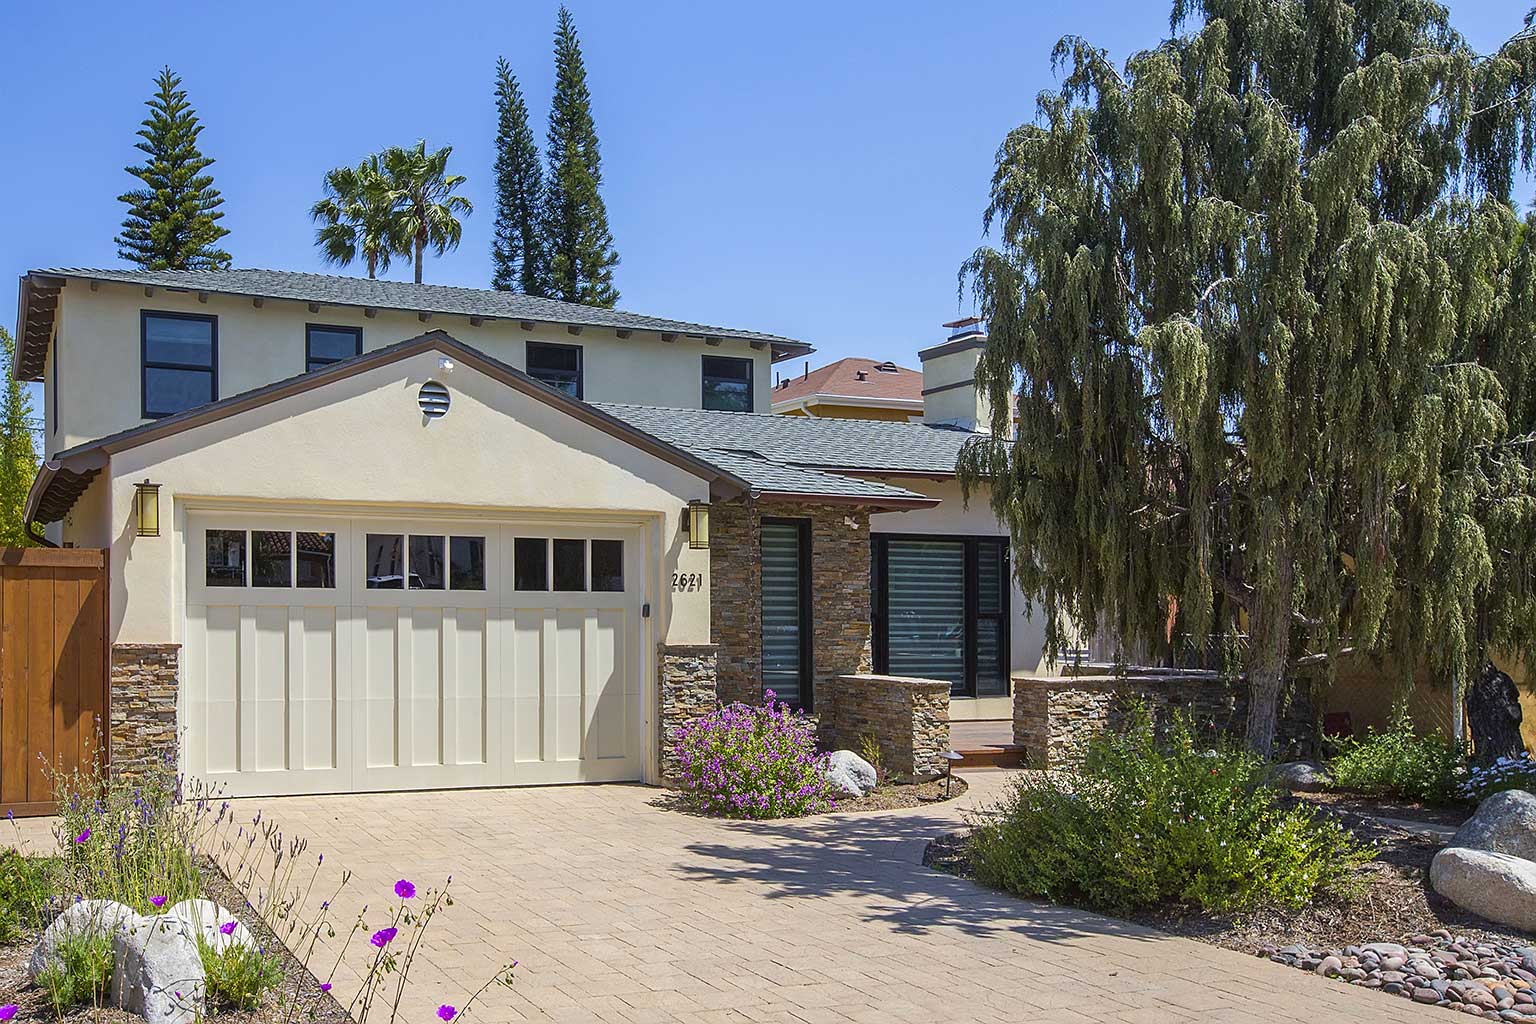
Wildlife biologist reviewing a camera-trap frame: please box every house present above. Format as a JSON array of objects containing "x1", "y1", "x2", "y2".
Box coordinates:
[
  {"x1": 770, "y1": 358, "x2": 923, "y2": 420},
  {"x1": 16, "y1": 268, "x2": 1046, "y2": 796}
]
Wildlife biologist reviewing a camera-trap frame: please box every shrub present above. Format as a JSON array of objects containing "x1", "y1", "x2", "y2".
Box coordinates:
[
  {"x1": 0, "y1": 849, "x2": 53, "y2": 943},
  {"x1": 670, "y1": 691, "x2": 834, "y2": 819},
  {"x1": 968, "y1": 707, "x2": 1372, "y2": 914},
  {"x1": 200, "y1": 936, "x2": 284, "y2": 1010},
  {"x1": 35, "y1": 929, "x2": 114, "y2": 1015},
  {"x1": 1459, "y1": 754, "x2": 1536, "y2": 801},
  {"x1": 857, "y1": 733, "x2": 884, "y2": 783},
  {"x1": 1328, "y1": 711, "x2": 1466, "y2": 803}
]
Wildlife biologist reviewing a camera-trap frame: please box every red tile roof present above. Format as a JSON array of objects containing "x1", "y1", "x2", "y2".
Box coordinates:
[{"x1": 771, "y1": 357, "x2": 923, "y2": 407}]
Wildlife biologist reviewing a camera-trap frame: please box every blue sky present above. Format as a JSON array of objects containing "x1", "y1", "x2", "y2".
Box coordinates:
[{"x1": 0, "y1": 0, "x2": 1526, "y2": 380}]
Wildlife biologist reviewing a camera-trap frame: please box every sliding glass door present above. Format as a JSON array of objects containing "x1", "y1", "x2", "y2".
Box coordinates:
[{"x1": 761, "y1": 519, "x2": 811, "y2": 709}]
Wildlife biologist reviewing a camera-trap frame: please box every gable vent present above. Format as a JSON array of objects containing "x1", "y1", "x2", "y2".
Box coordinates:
[{"x1": 418, "y1": 380, "x2": 451, "y2": 418}]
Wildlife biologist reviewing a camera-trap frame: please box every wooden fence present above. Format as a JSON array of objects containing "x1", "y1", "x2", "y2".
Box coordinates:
[{"x1": 0, "y1": 548, "x2": 108, "y2": 817}]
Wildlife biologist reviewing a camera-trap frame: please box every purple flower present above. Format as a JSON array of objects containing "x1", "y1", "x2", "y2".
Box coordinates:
[
  {"x1": 437, "y1": 1005, "x2": 457, "y2": 1021},
  {"x1": 0, "y1": 1004, "x2": 16, "y2": 1021},
  {"x1": 74, "y1": 828, "x2": 90, "y2": 844},
  {"x1": 371, "y1": 927, "x2": 398, "y2": 948},
  {"x1": 320, "y1": 983, "x2": 332, "y2": 993},
  {"x1": 219, "y1": 921, "x2": 238, "y2": 936},
  {"x1": 394, "y1": 879, "x2": 416, "y2": 900},
  {"x1": 149, "y1": 896, "x2": 167, "y2": 909}
]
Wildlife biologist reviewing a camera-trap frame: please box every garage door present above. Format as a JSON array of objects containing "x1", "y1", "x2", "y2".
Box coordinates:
[{"x1": 182, "y1": 512, "x2": 646, "y2": 796}]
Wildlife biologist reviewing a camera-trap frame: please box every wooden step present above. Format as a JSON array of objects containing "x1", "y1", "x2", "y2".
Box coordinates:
[{"x1": 953, "y1": 744, "x2": 1026, "y2": 769}]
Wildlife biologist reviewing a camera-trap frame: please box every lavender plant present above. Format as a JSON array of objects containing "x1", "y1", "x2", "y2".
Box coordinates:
[{"x1": 670, "y1": 690, "x2": 834, "y2": 819}]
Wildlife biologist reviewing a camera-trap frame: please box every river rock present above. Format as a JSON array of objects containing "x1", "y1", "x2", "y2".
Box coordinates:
[
  {"x1": 163, "y1": 899, "x2": 257, "y2": 954},
  {"x1": 28, "y1": 899, "x2": 139, "y2": 979},
  {"x1": 1432, "y1": 847, "x2": 1536, "y2": 932},
  {"x1": 1274, "y1": 761, "x2": 1332, "y2": 793},
  {"x1": 110, "y1": 914, "x2": 205, "y2": 1024},
  {"x1": 1455, "y1": 792, "x2": 1536, "y2": 861},
  {"x1": 825, "y1": 750, "x2": 878, "y2": 797}
]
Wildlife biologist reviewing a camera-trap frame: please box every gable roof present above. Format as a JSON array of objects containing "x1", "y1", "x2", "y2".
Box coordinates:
[
  {"x1": 26, "y1": 332, "x2": 939, "y2": 526},
  {"x1": 15, "y1": 268, "x2": 814, "y2": 381},
  {"x1": 770, "y1": 357, "x2": 923, "y2": 410}
]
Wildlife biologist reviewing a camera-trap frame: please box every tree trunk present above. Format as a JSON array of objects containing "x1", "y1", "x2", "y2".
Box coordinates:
[
  {"x1": 1467, "y1": 662, "x2": 1524, "y2": 765},
  {"x1": 1245, "y1": 531, "x2": 1294, "y2": 758},
  {"x1": 414, "y1": 233, "x2": 425, "y2": 284},
  {"x1": 367, "y1": 252, "x2": 377, "y2": 280}
]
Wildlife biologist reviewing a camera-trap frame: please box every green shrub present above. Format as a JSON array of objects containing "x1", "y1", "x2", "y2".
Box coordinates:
[
  {"x1": 0, "y1": 849, "x2": 53, "y2": 943},
  {"x1": 35, "y1": 929, "x2": 114, "y2": 1015},
  {"x1": 857, "y1": 733, "x2": 884, "y2": 784},
  {"x1": 670, "y1": 692, "x2": 833, "y2": 819},
  {"x1": 1328, "y1": 710, "x2": 1466, "y2": 803},
  {"x1": 968, "y1": 707, "x2": 1372, "y2": 914},
  {"x1": 199, "y1": 936, "x2": 284, "y2": 1011}
]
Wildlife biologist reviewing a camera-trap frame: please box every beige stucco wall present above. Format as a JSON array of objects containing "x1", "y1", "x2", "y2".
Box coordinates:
[
  {"x1": 919, "y1": 347, "x2": 989, "y2": 429},
  {"x1": 46, "y1": 281, "x2": 776, "y2": 455},
  {"x1": 61, "y1": 347, "x2": 713, "y2": 649}
]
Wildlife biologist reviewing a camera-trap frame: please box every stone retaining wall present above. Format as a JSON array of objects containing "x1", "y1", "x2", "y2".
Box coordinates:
[
  {"x1": 822, "y1": 674, "x2": 951, "y2": 780},
  {"x1": 657, "y1": 643, "x2": 719, "y2": 781},
  {"x1": 1013, "y1": 672, "x2": 1315, "y2": 768},
  {"x1": 110, "y1": 643, "x2": 180, "y2": 781}
]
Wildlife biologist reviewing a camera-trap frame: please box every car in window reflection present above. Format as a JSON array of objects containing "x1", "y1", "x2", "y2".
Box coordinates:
[{"x1": 366, "y1": 573, "x2": 425, "y2": 590}]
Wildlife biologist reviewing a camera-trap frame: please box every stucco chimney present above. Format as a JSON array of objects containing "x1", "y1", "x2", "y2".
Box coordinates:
[{"x1": 919, "y1": 317, "x2": 990, "y2": 432}]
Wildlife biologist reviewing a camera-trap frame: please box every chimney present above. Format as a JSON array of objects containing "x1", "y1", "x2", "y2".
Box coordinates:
[{"x1": 919, "y1": 317, "x2": 991, "y2": 431}]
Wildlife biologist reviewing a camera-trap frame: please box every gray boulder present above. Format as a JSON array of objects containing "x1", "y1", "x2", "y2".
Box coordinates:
[
  {"x1": 1430, "y1": 847, "x2": 1536, "y2": 932},
  {"x1": 1274, "y1": 761, "x2": 1332, "y2": 793},
  {"x1": 825, "y1": 750, "x2": 878, "y2": 797},
  {"x1": 111, "y1": 914, "x2": 205, "y2": 1024},
  {"x1": 28, "y1": 899, "x2": 138, "y2": 979},
  {"x1": 164, "y1": 899, "x2": 256, "y2": 954},
  {"x1": 1453, "y1": 790, "x2": 1536, "y2": 861}
]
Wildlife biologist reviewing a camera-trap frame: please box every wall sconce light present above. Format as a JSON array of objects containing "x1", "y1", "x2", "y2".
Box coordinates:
[
  {"x1": 685, "y1": 500, "x2": 710, "y2": 550},
  {"x1": 134, "y1": 480, "x2": 161, "y2": 538}
]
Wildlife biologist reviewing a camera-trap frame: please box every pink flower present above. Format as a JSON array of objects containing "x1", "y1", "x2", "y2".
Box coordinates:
[
  {"x1": 320, "y1": 983, "x2": 332, "y2": 993},
  {"x1": 0, "y1": 1004, "x2": 17, "y2": 1021},
  {"x1": 219, "y1": 921, "x2": 237, "y2": 936},
  {"x1": 370, "y1": 927, "x2": 398, "y2": 948},
  {"x1": 74, "y1": 828, "x2": 90, "y2": 844},
  {"x1": 394, "y1": 879, "x2": 416, "y2": 900},
  {"x1": 149, "y1": 896, "x2": 167, "y2": 909},
  {"x1": 437, "y1": 1005, "x2": 457, "y2": 1021}
]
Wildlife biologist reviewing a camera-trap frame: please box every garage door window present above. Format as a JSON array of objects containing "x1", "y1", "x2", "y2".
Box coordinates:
[
  {"x1": 206, "y1": 530, "x2": 246, "y2": 587},
  {"x1": 553, "y1": 539, "x2": 585, "y2": 591},
  {"x1": 591, "y1": 540, "x2": 624, "y2": 592},
  {"x1": 252, "y1": 531, "x2": 292, "y2": 587},
  {"x1": 410, "y1": 536, "x2": 446, "y2": 590},
  {"x1": 514, "y1": 538, "x2": 548, "y2": 590},
  {"x1": 208, "y1": 529, "x2": 336, "y2": 589},
  {"x1": 450, "y1": 536, "x2": 485, "y2": 590},
  {"x1": 296, "y1": 533, "x2": 336, "y2": 588},
  {"x1": 514, "y1": 538, "x2": 623, "y2": 592},
  {"x1": 366, "y1": 534, "x2": 406, "y2": 589},
  {"x1": 368, "y1": 533, "x2": 487, "y2": 590}
]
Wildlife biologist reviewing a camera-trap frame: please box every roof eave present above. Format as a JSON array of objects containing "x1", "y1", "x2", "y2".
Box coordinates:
[{"x1": 748, "y1": 489, "x2": 942, "y2": 511}]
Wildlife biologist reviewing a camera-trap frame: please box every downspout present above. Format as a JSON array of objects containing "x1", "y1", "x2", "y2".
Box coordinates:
[{"x1": 27, "y1": 520, "x2": 57, "y2": 548}]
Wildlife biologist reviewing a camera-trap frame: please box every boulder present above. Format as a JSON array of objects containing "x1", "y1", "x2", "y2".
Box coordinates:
[
  {"x1": 1431, "y1": 847, "x2": 1536, "y2": 932},
  {"x1": 111, "y1": 915, "x2": 205, "y2": 1024},
  {"x1": 825, "y1": 750, "x2": 878, "y2": 797},
  {"x1": 1274, "y1": 761, "x2": 1332, "y2": 793},
  {"x1": 164, "y1": 899, "x2": 257, "y2": 954},
  {"x1": 1469, "y1": 665, "x2": 1526, "y2": 767},
  {"x1": 1454, "y1": 791, "x2": 1536, "y2": 861},
  {"x1": 28, "y1": 899, "x2": 139, "y2": 979}
]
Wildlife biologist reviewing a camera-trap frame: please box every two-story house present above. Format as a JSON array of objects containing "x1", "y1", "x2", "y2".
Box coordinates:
[{"x1": 16, "y1": 268, "x2": 1045, "y2": 795}]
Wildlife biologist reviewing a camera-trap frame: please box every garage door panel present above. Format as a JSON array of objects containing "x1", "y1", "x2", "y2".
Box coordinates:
[
  {"x1": 297, "y1": 607, "x2": 338, "y2": 771},
  {"x1": 200, "y1": 605, "x2": 241, "y2": 775},
  {"x1": 552, "y1": 609, "x2": 585, "y2": 762},
  {"x1": 448, "y1": 608, "x2": 487, "y2": 766},
  {"x1": 407, "y1": 607, "x2": 443, "y2": 767},
  {"x1": 362, "y1": 606, "x2": 399, "y2": 768},
  {"x1": 587, "y1": 610, "x2": 626, "y2": 761},
  {"x1": 251, "y1": 606, "x2": 289, "y2": 772},
  {"x1": 510, "y1": 610, "x2": 544, "y2": 763}
]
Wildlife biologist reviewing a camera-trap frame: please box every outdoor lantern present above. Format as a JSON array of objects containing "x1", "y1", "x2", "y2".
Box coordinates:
[
  {"x1": 134, "y1": 480, "x2": 161, "y2": 538},
  {"x1": 685, "y1": 500, "x2": 710, "y2": 550}
]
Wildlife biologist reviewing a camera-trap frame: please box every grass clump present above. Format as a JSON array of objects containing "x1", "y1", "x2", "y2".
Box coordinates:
[
  {"x1": 199, "y1": 936, "x2": 285, "y2": 1011},
  {"x1": 35, "y1": 929, "x2": 114, "y2": 1016}
]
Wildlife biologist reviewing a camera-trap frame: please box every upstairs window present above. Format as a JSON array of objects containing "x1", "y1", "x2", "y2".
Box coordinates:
[
  {"x1": 142, "y1": 311, "x2": 216, "y2": 418},
  {"x1": 702, "y1": 355, "x2": 753, "y2": 412},
  {"x1": 527, "y1": 342, "x2": 583, "y2": 398},
  {"x1": 306, "y1": 324, "x2": 362, "y2": 371}
]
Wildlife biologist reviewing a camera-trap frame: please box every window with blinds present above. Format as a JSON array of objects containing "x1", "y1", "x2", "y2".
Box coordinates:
[
  {"x1": 872, "y1": 535, "x2": 1009, "y2": 697},
  {"x1": 761, "y1": 519, "x2": 810, "y2": 709}
]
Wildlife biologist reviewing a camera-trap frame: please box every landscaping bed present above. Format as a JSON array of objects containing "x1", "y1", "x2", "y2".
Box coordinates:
[{"x1": 829, "y1": 775, "x2": 967, "y2": 812}]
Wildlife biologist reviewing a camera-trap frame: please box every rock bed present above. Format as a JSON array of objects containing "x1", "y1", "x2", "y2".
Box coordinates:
[{"x1": 1262, "y1": 932, "x2": 1536, "y2": 1018}]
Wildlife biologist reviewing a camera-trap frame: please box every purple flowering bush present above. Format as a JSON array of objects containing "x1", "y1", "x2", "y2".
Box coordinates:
[{"x1": 671, "y1": 691, "x2": 834, "y2": 819}]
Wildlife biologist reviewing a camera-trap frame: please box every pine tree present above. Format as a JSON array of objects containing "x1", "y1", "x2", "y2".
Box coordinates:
[
  {"x1": 116, "y1": 67, "x2": 231, "y2": 270},
  {"x1": 960, "y1": 1, "x2": 1536, "y2": 754},
  {"x1": 543, "y1": 6, "x2": 620, "y2": 307},
  {"x1": 0, "y1": 328, "x2": 38, "y2": 547},
  {"x1": 492, "y1": 58, "x2": 550, "y2": 295}
]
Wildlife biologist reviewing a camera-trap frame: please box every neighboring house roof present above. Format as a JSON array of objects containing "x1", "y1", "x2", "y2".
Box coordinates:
[
  {"x1": 26, "y1": 332, "x2": 939, "y2": 527},
  {"x1": 769, "y1": 357, "x2": 924, "y2": 413},
  {"x1": 14, "y1": 267, "x2": 814, "y2": 381}
]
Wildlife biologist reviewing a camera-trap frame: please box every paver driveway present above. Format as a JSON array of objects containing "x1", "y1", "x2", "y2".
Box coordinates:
[{"x1": 205, "y1": 771, "x2": 1445, "y2": 1024}]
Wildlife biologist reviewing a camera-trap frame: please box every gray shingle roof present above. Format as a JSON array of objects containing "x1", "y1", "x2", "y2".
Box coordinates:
[
  {"x1": 593, "y1": 403, "x2": 974, "y2": 476},
  {"x1": 679, "y1": 447, "x2": 936, "y2": 501},
  {"x1": 34, "y1": 267, "x2": 812, "y2": 356}
]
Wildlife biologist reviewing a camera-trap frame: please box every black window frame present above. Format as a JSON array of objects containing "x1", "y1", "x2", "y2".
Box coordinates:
[
  {"x1": 870, "y1": 533, "x2": 1010, "y2": 698},
  {"x1": 701, "y1": 355, "x2": 755, "y2": 412},
  {"x1": 141, "y1": 310, "x2": 218, "y2": 420},
  {"x1": 305, "y1": 323, "x2": 363, "y2": 372},
  {"x1": 760, "y1": 516, "x2": 814, "y2": 711},
  {"x1": 526, "y1": 341, "x2": 584, "y2": 399}
]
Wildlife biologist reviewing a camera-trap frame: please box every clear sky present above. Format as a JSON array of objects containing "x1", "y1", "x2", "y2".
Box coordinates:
[{"x1": 0, "y1": 0, "x2": 1526, "y2": 383}]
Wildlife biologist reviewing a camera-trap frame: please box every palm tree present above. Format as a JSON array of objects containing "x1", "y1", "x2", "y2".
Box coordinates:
[
  {"x1": 378, "y1": 141, "x2": 473, "y2": 284},
  {"x1": 310, "y1": 156, "x2": 398, "y2": 279}
]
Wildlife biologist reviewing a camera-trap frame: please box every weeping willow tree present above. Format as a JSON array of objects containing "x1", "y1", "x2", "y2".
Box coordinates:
[{"x1": 960, "y1": 1, "x2": 1536, "y2": 755}]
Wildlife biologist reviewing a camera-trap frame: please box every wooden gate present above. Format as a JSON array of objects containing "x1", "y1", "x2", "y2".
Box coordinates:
[{"x1": 0, "y1": 548, "x2": 108, "y2": 817}]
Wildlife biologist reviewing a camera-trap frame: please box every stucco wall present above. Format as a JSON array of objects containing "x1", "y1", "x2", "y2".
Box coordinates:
[
  {"x1": 46, "y1": 281, "x2": 776, "y2": 455},
  {"x1": 65, "y1": 347, "x2": 713, "y2": 647}
]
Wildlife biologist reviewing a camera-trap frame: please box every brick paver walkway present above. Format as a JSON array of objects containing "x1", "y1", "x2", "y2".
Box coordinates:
[{"x1": 192, "y1": 771, "x2": 1442, "y2": 1024}]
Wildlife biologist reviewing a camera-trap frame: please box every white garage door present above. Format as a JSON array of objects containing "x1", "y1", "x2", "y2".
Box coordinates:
[{"x1": 182, "y1": 512, "x2": 646, "y2": 796}]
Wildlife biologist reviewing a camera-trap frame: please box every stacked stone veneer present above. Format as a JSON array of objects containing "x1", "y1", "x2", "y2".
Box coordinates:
[
  {"x1": 657, "y1": 643, "x2": 719, "y2": 780},
  {"x1": 110, "y1": 644, "x2": 179, "y2": 781},
  {"x1": 822, "y1": 674, "x2": 951, "y2": 781},
  {"x1": 1013, "y1": 671, "x2": 1316, "y2": 768}
]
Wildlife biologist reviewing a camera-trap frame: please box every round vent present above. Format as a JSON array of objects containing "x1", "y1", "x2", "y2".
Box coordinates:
[{"x1": 418, "y1": 380, "x2": 451, "y2": 419}]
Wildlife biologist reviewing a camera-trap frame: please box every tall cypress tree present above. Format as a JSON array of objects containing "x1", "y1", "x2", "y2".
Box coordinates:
[
  {"x1": 543, "y1": 6, "x2": 620, "y2": 307},
  {"x1": 0, "y1": 328, "x2": 38, "y2": 547},
  {"x1": 491, "y1": 58, "x2": 550, "y2": 295},
  {"x1": 116, "y1": 67, "x2": 231, "y2": 270}
]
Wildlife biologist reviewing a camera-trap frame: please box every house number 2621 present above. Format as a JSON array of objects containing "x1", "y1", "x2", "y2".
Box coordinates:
[{"x1": 672, "y1": 572, "x2": 704, "y2": 593}]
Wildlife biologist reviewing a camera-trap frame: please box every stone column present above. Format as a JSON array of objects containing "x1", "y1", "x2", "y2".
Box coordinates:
[
  {"x1": 657, "y1": 643, "x2": 719, "y2": 781},
  {"x1": 110, "y1": 643, "x2": 180, "y2": 782},
  {"x1": 829, "y1": 674, "x2": 950, "y2": 781}
]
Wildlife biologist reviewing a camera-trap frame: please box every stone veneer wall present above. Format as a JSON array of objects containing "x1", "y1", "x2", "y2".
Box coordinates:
[
  {"x1": 657, "y1": 643, "x2": 719, "y2": 781},
  {"x1": 823, "y1": 674, "x2": 951, "y2": 780},
  {"x1": 1013, "y1": 672, "x2": 1316, "y2": 768},
  {"x1": 710, "y1": 500, "x2": 874, "y2": 711},
  {"x1": 110, "y1": 643, "x2": 180, "y2": 781}
]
